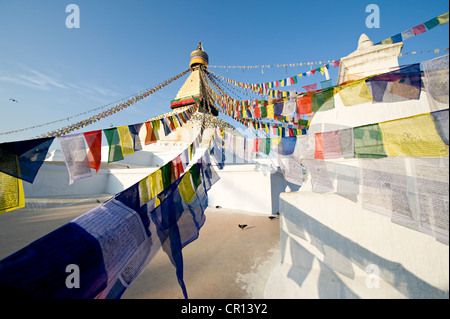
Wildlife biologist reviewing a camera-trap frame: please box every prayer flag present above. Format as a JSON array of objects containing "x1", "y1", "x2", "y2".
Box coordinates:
[
  {"x1": 0, "y1": 221, "x2": 108, "y2": 298},
  {"x1": 353, "y1": 124, "x2": 388, "y2": 158},
  {"x1": 84, "y1": 130, "x2": 102, "y2": 172},
  {"x1": 391, "y1": 33, "x2": 403, "y2": 43},
  {"x1": 0, "y1": 171, "x2": 25, "y2": 214},
  {"x1": 311, "y1": 87, "x2": 335, "y2": 112},
  {"x1": 320, "y1": 79, "x2": 332, "y2": 89},
  {"x1": 144, "y1": 121, "x2": 157, "y2": 145},
  {"x1": 117, "y1": 126, "x2": 135, "y2": 156},
  {"x1": 314, "y1": 133, "x2": 325, "y2": 159},
  {"x1": 266, "y1": 104, "x2": 274, "y2": 119},
  {"x1": 412, "y1": 23, "x2": 427, "y2": 35},
  {"x1": 336, "y1": 80, "x2": 373, "y2": 106},
  {"x1": 431, "y1": 109, "x2": 449, "y2": 145},
  {"x1": 424, "y1": 17, "x2": 440, "y2": 30},
  {"x1": 379, "y1": 114, "x2": 449, "y2": 157},
  {"x1": 104, "y1": 128, "x2": 124, "y2": 163},
  {"x1": 281, "y1": 100, "x2": 296, "y2": 116},
  {"x1": 366, "y1": 63, "x2": 421, "y2": 103},
  {"x1": 421, "y1": 54, "x2": 449, "y2": 111},
  {"x1": 0, "y1": 137, "x2": 54, "y2": 183},
  {"x1": 438, "y1": 12, "x2": 449, "y2": 25},
  {"x1": 129, "y1": 124, "x2": 143, "y2": 151},
  {"x1": 401, "y1": 29, "x2": 415, "y2": 41},
  {"x1": 58, "y1": 133, "x2": 92, "y2": 185},
  {"x1": 302, "y1": 83, "x2": 317, "y2": 92},
  {"x1": 297, "y1": 94, "x2": 312, "y2": 114},
  {"x1": 179, "y1": 171, "x2": 195, "y2": 203}
]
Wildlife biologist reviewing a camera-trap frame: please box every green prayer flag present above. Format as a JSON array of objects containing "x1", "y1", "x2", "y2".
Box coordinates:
[
  {"x1": 311, "y1": 88, "x2": 335, "y2": 112},
  {"x1": 190, "y1": 163, "x2": 202, "y2": 189},
  {"x1": 424, "y1": 17, "x2": 440, "y2": 30},
  {"x1": 104, "y1": 128, "x2": 124, "y2": 163},
  {"x1": 353, "y1": 124, "x2": 388, "y2": 158},
  {"x1": 263, "y1": 138, "x2": 271, "y2": 155},
  {"x1": 161, "y1": 162, "x2": 172, "y2": 189},
  {"x1": 260, "y1": 106, "x2": 267, "y2": 118}
]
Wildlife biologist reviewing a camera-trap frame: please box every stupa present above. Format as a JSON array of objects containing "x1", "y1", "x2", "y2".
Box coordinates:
[{"x1": 170, "y1": 42, "x2": 219, "y2": 116}]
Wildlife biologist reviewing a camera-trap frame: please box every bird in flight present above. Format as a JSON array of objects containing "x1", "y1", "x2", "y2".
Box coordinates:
[
  {"x1": 238, "y1": 224, "x2": 248, "y2": 230},
  {"x1": 9, "y1": 98, "x2": 18, "y2": 103}
]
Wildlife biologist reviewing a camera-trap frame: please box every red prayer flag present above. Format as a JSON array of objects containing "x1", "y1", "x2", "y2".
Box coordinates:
[
  {"x1": 84, "y1": 130, "x2": 102, "y2": 172},
  {"x1": 254, "y1": 107, "x2": 261, "y2": 118},
  {"x1": 302, "y1": 83, "x2": 317, "y2": 92},
  {"x1": 297, "y1": 94, "x2": 312, "y2": 114},
  {"x1": 288, "y1": 128, "x2": 294, "y2": 137},
  {"x1": 412, "y1": 23, "x2": 427, "y2": 35},
  {"x1": 171, "y1": 155, "x2": 184, "y2": 180},
  {"x1": 253, "y1": 138, "x2": 261, "y2": 152},
  {"x1": 333, "y1": 60, "x2": 340, "y2": 67},
  {"x1": 311, "y1": 69, "x2": 316, "y2": 75},
  {"x1": 314, "y1": 133, "x2": 325, "y2": 159}
]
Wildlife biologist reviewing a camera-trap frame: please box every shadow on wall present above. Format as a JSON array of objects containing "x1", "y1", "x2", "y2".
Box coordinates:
[
  {"x1": 281, "y1": 201, "x2": 449, "y2": 299},
  {"x1": 270, "y1": 172, "x2": 300, "y2": 214}
]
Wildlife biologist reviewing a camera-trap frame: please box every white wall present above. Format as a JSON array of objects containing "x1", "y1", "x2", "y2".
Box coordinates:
[{"x1": 264, "y1": 191, "x2": 449, "y2": 298}]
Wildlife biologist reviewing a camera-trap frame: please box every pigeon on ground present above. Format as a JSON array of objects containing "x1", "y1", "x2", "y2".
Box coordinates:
[
  {"x1": 96, "y1": 199, "x2": 101, "y2": 203},
  {"x1": 268, "y1": 216, "x2": 277, "y2": 220},
  {"x1": 215, "y1": 205, "x2": 221, "y2": 209},
  {"x1": 238, "y1": 224, "x2": 248, "y2": 230}
]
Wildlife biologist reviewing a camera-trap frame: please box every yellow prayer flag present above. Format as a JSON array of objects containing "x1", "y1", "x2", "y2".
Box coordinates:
[
  {"x1": 179, "y1": 171, "x2": 196, "y2": 203},
  {"x1": 336, "y1": 80, "x2": 373, "y2": 106},
  {"x1": 117, "y1": 126, "x2": 135, "y2": 156},
  {"x1": 271, "y1": 137, "x2": 281, "y2": 146},
  {"x1": 139, "y1": 175, "x2": 152, "y2": 206},
  {"x1": 0, "y1": 172, "x2": 25, "y2": 214},
  {"x1": 381, "y1": 38, "x2": 393, "y2": 45},
  {"x1": 438, "y1": 12, "x2": 449, "y2": 25},
  {"x1": 379, "y1": 114, "x2": 449, "y2": 157},
  {"x1": 149, "y1": 169, "x2": 164, "y2": 199},
  {"x1": 320, "y1": 66, "x2": 325, "y2": 75},
  {"x1": 266, "y1": 104, "x2": 274, "y2": 119}
]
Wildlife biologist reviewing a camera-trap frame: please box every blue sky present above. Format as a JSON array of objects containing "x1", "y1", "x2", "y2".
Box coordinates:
[{"x1": 0, "y1": 0, "x2": 448, "y2": 142}]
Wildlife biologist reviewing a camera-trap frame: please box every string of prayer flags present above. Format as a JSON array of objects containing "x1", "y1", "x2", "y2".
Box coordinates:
[
  {"x1": 104, "y1": 128, "x2": 124, "y2": 163},
  {"x1": 0, "y1": 137, "x2": 54, "y2": 183},
  {"x1": 84, "y1": 130, "x2": 102, "y2": 172},
  {"x1": 0, "y1": 171, "x2": 25, "y2": 214},
  {"x1": 58, "y1": 133, "x2": 92, "y2": 185},
  {"x1": 375, "y1": 12, "x2": 449, "y2": 45},
  {"x1": 38, "y1": 69, "x2": 190, "y2": 138},
  {"x1": 378, "y1": 113, "x2": 449, "y2": 157}
]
